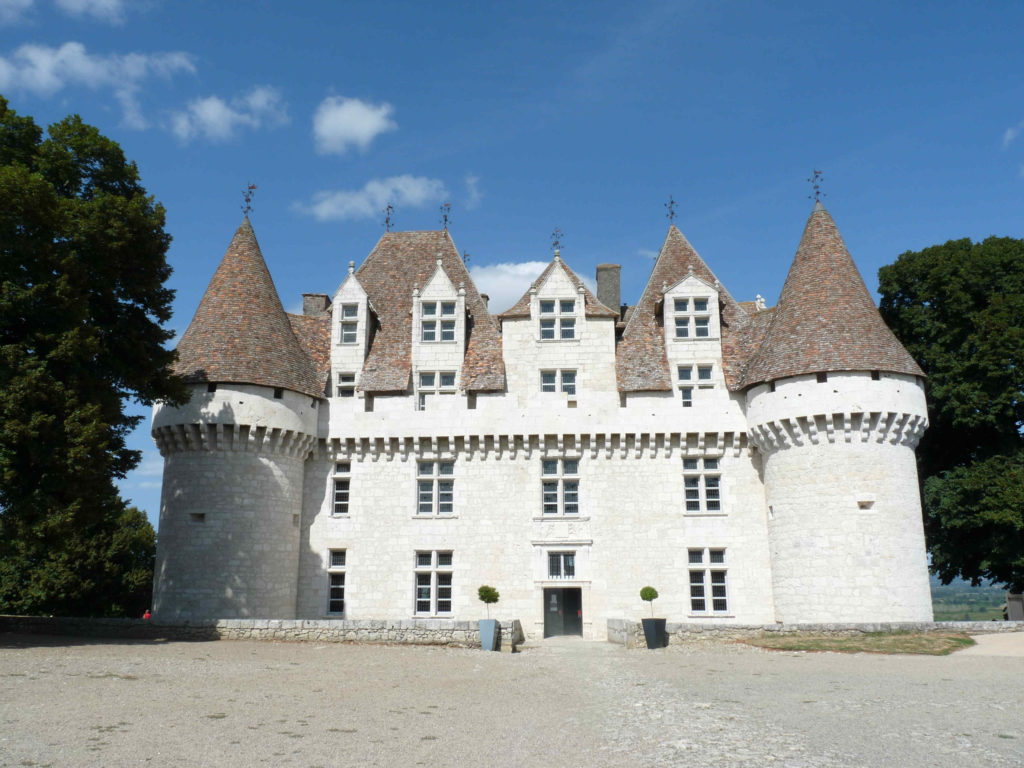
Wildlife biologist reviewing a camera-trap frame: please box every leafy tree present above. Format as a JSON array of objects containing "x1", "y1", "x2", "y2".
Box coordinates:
[
  {"x1": 0, "y1": 97, "x2": 186, "y2": 616},
  {"x1": 878, "y1": 237, "x2": 1024, "y2": 592}
]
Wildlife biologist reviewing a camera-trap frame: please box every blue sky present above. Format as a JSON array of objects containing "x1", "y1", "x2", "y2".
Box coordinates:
[{"x1": 2, "y1": 0, "x2": 1023, "y2": 529}]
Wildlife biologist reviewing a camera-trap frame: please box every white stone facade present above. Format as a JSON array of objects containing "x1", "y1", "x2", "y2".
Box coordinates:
[{"x1": 152, "y1": 231, "x2": 935, "y2": 638}]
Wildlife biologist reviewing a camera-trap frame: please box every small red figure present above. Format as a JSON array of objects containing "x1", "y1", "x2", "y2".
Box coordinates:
[{"x1": 142, "y1": 609, "x2": 151, "y2": 620}]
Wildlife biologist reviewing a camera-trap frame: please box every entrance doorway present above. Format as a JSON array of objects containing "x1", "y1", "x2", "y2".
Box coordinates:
[{"x1": 543, "y1": 587, "x2": 582, "y2": 637}]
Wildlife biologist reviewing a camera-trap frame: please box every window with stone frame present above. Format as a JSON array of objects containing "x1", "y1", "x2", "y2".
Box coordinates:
[
  {"x1": 677, "y1": 365, "x2": 714, "y2": 406},
  {"x1": 688, "y1": 548, "x2": 728, "y2": 613},
  {"x1": 339, "y1": 304, "x2": 358, "y2": 344},
  {"x1": 416, "y1": 370, "x2": 457, "y2": 411},
  {"x1": 673, "y1": 297, "x2": 711, "y2": 339},
  {"x1": 540, "y1": 369, "x2": 577, "y2": 396},
  {"x1": 548, "y1": 551, "x2": 576, "y2": 579},
  {"x1": 327, "y1": 549, "x2": 346, "y2": 615},
  {"x1": 683, "y1": 457, "x2": 721, "y2": 513},
  {"x1": 417, "y1": 460, "x2": 455, "y2": 515},
  {"x1": 332, "y1": 462, "x2": 351, "y2": 516},
  {"x1": 542, "y1": 458, "x2": 579, "y2": 515},
  {"x1": 421, "y1": 301, "x2": 457, "y2": 342},
  {"x1": 414, "y1": 550, "x2": 453, "y2": 615},
  {"x1": 539, "y1": 298, "x2": 576, "y2": 340},
  {"x1": 335, "y1": 372, "x2": 356, "y2": 398}
]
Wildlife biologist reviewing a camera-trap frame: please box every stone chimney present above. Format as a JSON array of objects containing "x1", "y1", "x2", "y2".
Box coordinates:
[
  {"x1": 302, "y1": 293, "x2": 331, "y2": 316},
  {"x1": 596, "y1": 264, "x2": 620, "y2": 313}
]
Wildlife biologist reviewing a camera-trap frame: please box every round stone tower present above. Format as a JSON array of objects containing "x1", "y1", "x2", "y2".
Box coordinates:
[
  {"x1": 151, "y1": 219, "x2": 323, "y2": 620},
  {"x1": 743, "y1": 203, "x2": 933, "y2": 623}
]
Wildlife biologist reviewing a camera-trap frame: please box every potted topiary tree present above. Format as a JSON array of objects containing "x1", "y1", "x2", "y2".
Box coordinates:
[
  {"x1": 478, "y1": 585, "x2": 501, "y2": 651},
  {"x1": 640, "y1": 586, "x2": 667, "y2": 649}
]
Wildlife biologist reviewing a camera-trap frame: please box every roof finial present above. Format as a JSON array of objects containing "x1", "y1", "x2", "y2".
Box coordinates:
[
  {"x1": 440, "y1": 202, "x2": 451, "y2": 232},
  {"x1": 665, "y1": 194, "x2": 677, "y2": 224},
  {"x1": 242, "y1": 182, "x2": 257, "y2": 217},
  {"x1": 550, "y1": 227, "x2": 563, "y2": 254},
  {"x1": 383, "y1": 202, "x2": 394, "y2": 232},
  {"x1": 807, "y1": 169, "x2": 825, "y2": 204}
]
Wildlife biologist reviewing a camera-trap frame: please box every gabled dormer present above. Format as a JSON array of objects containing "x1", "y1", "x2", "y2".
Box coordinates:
[
  {"x1": 662, "y1": 268, "x2": 722, "y2": 346},
  {"x1": 530, "y1": 252, "x2": 586, "y2": 343},
  {"x1": 411, "y1": 256, "x2": 466, "y2": 409},
  {"x1": 330, "y1": 261, "x2": 371, "y2": 398}
]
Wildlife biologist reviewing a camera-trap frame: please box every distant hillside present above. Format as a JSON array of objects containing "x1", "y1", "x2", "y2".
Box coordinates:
[{"x1": 930, "y1": 573, "x2": 1006, "y2": 621}]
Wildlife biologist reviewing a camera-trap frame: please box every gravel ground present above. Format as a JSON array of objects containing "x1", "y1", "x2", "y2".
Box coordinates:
[{"x1": 1, "y1": 633, "x2": 1022, "y2": 768}]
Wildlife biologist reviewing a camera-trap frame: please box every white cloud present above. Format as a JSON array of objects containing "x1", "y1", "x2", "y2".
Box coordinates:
[
  {"x1": 464, "y1": 174, "x2": 482, "y2": 210},
  {"x1": 0, "y1": 41, "x2": 195, "y2": 128},
  {"x1": 469, "y1": 261, "x2": 548, "y2": 315},
  {"x1": 637, "y1": 248, "x2": 658, "y2": 260},
  {"x1": 1004, "y1": 121, "x2": 1024, "y2": 149},
  {"x1": 55, "y1": 0, "x2": 125, "y2": 23},
  {"x1": 0, "y1": 0, "x2": 33, "y2": 24},
  {"x1": 295, "y1": 175, "x2": 447, "y2": 222},
  {"x1": 170, "y1": 86, "x2": 288, "y2": 143},
  {"x1": 313, "y1": 96, "x2": 396, "y2": 155}
]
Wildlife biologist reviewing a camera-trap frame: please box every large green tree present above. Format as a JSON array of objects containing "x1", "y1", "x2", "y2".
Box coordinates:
[
  {"x1": 0, "y1": 97, "x2": 186, "y2": 616},
  {"x1": 878, "y1": 237, "x2": 1024, "y2": 592}
]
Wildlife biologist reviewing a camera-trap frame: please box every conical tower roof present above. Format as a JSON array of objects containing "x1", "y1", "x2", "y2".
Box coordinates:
[
  {"x1": 617, "y1": 225, "x2": 747, "y2": 391},
  {"x1": 740, "y1": 202, "x2": 923, "y2": 387},
  {"x1": 174, "y1": 218, "x2": 323, "y2": 397}
]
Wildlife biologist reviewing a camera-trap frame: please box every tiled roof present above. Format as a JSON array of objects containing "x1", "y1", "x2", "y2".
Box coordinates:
[
  {"x1": 356, "y1": 230, "x2": 505, "y2": 392},
  {"x1": 617, "y1": 226, "x2": 748, "y2": 391},
  {"x1": 497, "y1": 255, "x2": 620, "y2": 320},
  {"x1": 174, "y1": 218, "x2": 323, "y2": 398},
  {"x1": 739, "y1": 203, "x2": 924, "y2": 387},
  {"x1": 288, "y1": 312, "x2": 331, "y2": 394}
]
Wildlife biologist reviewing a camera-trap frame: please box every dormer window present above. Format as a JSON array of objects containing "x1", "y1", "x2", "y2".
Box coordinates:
[
  {"x1": 421, "y1": 301, "x2": 456, "y2": 342},
  {"x1": 540, "y1": 299, "x2": 575, "y2": 340},
  {"x1": 340, "y1": 304, "x2": 358, "y2": 344},
  {"x1": 674, "y1": 297, "x2": 711, "y2": 339},
  {"x1": 417, "y1": 370, "x2": 457, "y2": 410}
]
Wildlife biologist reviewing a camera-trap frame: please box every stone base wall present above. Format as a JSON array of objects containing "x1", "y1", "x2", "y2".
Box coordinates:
[
  {"x1": 606, "y1": 618, "x2": 1024, "y2": 649},
  {"x1": 0, "y1": 616, "x2": 524, "y2": 649}
]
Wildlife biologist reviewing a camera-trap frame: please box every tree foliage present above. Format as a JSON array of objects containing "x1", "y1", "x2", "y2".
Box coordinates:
[
  {"x1": 0, "y1": 96, "x2": 186, "y2": 616},
  {"x1": 878, "y1": 236, "x2": 1024, "y2": 591}
]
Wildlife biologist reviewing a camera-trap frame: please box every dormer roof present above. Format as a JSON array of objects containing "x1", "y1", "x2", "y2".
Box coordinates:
[
  {"x1": 739, "y1": 202, "x2": 924, "y2": 387},
  {"x1": 497, "y1": 255, "x2": 619, "y2": 320},
  {"x1": 356, "y1": 230, "x2": 504, "y2": 392},
  {"x1": 173, "y1": 218, "x2": 323, "y2": 398},
  {"x1": 617, "y1": 225, "x2": 748, "y2": 391}
]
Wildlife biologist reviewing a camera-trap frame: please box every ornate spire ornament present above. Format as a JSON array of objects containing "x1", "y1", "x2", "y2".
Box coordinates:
[
  {"x1": 665, "y1": 194, "x2": 677, "y2": 224},
  {"x1": 241, "y1": 183, "x2": 257, "y2": 216},
  {"x1": 440, "y1": 202, "x2": 451, "y2": 231},
  {"x1": 807, "y1": 169, "x2": 825, "y2": 203},
  {"x1": 550, "y1": 227, "x2": 563, "y2": 253},
  {"x1": 383, "y1": 202, "x2": 394, "y2": 232}
]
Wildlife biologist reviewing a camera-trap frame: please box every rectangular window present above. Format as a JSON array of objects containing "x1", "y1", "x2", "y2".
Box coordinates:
[
  {"x1": 440, "y1": 320, "x2": 456, "y2": 341},
  {"x1": 332, "y1": 461, "x2": 351, "y2": 516},
  {"x1": 542, "y1": 458, "x2": 580, "y2": 515},
  {"x1": 688, "y1": 548, "x2": 728, "y2": 613},
  {"x1": 421, "y1": 320, "x2": 436, "y2": 342},
  {"x1": 548, "y1": 551, "x2": 576, "y2": 579},
  {"x1": 683, "y1": 458, "x2": 722, "y2": 513},
  {"x1": 336, "y1": 372, "x2": 356, "y2": 398},
  {"x1": 540, "y1": 369, "x2": 577, "y2": 396},
  {"x1": 340, "y1": 304, "x2": 358, "y2": 345},
  {"x1": 416, "y1": 370, "x2": 457, "y2": 410},
  {"x1": 327, "y1": 549, "x2": 346, "y2": 615},
  {"x1": 417, "y1": 461, "x2": 455, "y2": 515},
  {"x1": 679, "y1": 365, "x2": 713, "y2": 405},
  {"x1": 414, "y1": 550, "x2": 453, "y2": 615},
  {"x1": 673, "y1": 296, "x2": 712, "y2": 340},
  {"x1": 441, "y1": 302, "x2": 456, "y2": 316},
  {"x1": 539, "y1": 298, "x2": 576, "y2": 340}
]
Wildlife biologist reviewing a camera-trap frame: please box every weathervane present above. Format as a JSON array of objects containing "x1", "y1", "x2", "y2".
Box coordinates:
[
  {"x1": 440, "y1": 202, "x2": 451, "y2": 231},
  {"x1": 550, "y1": 227, "x2": 563, "y2": 252},
  {"x1": 665, "y1": 194, "x2": 677, "y2": 224},
  {"x1": 383, "y1": 202, "x2": 394, "y2": 232},
  {"x1": 242, "y1": 183, "x2": 257, "y2": 216},
  {"x1": 807, "y1": 169, "x2": 825, "y2": 203},
  {"x1": 463, "y1": 250, "x2": 471, "y2": 265}
]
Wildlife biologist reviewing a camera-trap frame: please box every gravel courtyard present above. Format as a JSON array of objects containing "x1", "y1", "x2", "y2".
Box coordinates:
[{"x1": 1, "y1": 633, "x2": 1022, "y2": 768}]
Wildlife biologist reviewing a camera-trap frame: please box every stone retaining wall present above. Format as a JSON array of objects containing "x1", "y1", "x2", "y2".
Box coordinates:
[
  {"x1": 0, "y1": 615, "x2": 524, "y2": 650},
  {"x1": 606, "y1": 618, "x2": 1024, "y2": 649}
]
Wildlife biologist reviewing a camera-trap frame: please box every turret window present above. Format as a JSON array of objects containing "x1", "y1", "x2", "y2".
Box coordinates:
[{"x1": 539, "y1": 299, "x2": 576, "y2": 340}]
